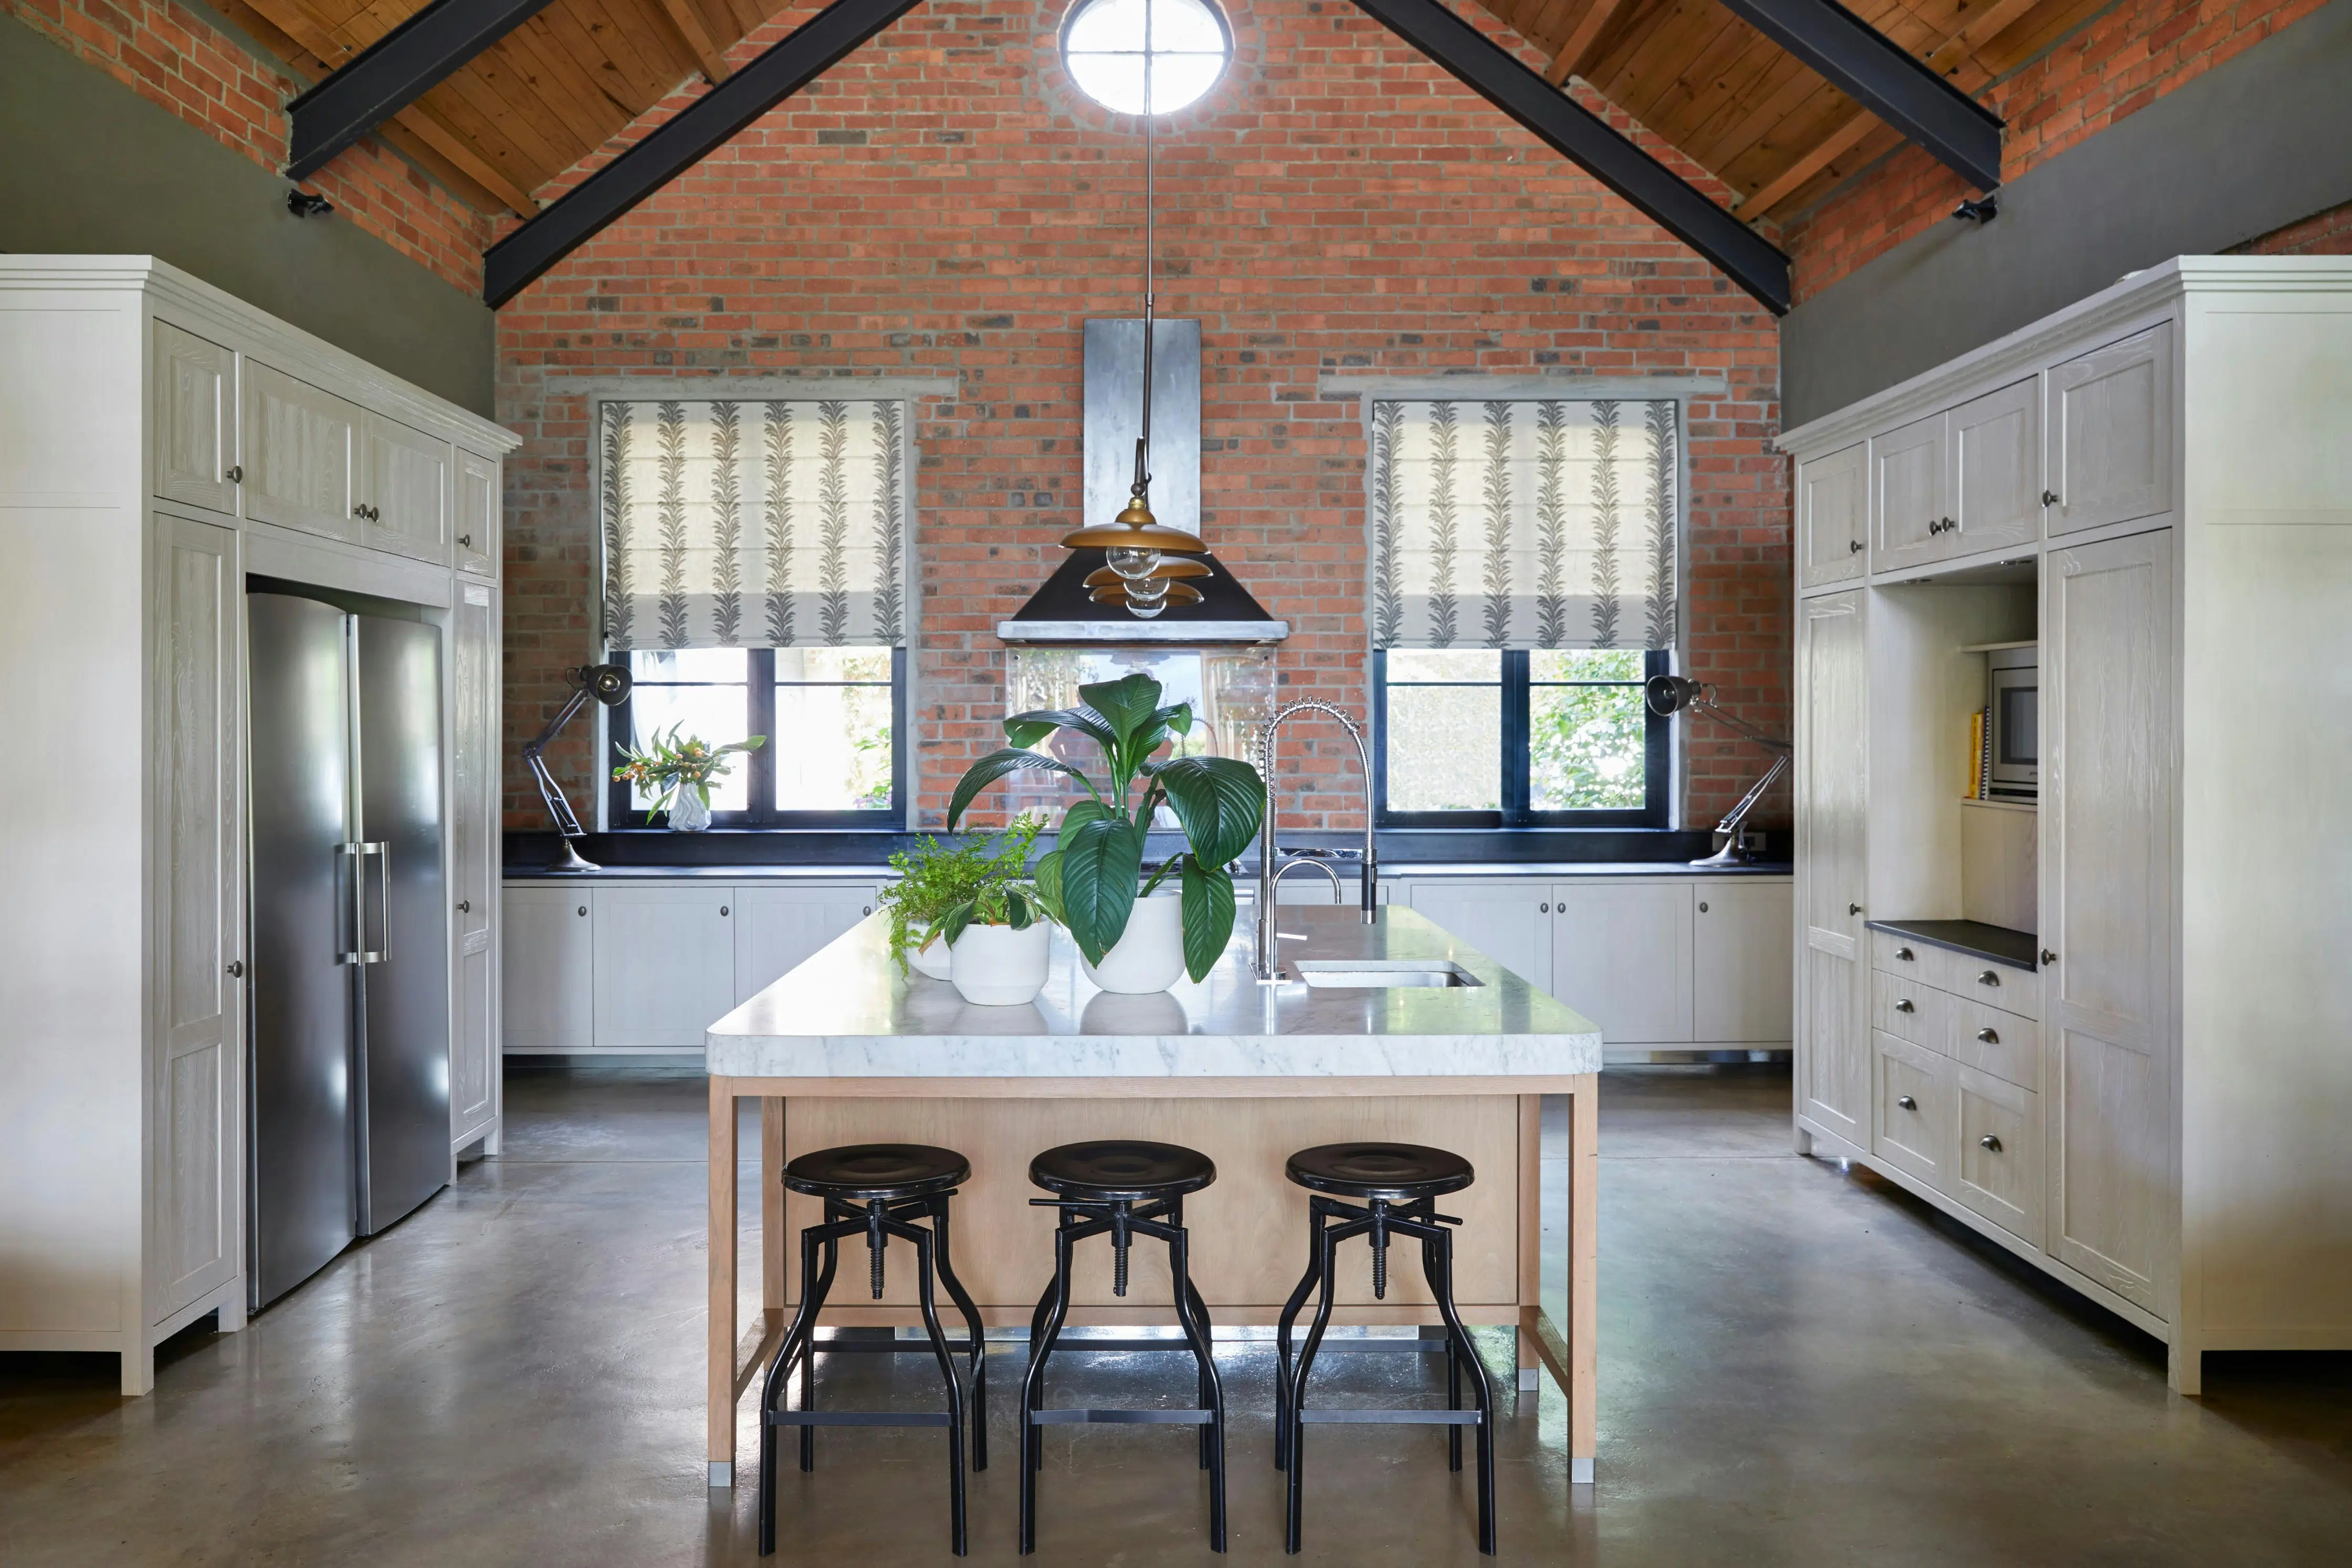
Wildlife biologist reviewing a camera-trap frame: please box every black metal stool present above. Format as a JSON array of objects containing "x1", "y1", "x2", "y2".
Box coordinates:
[
  {"x1": 1020, "y1": 1140, "x2": 1227, "y2": 1554},
  {"x1": 1274, "y1": 1142, "x2": 1495, "y2": 1556},
  {"x1": 757, "y1": 1143, "x2": 986, "y2": 1558}
]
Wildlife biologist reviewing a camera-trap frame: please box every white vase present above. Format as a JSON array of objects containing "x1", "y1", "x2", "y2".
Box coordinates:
[
  {"x1": 1079, "y1": 890, "x2": 1188, "y2": 994},
  {"x1": 908, "y1": 935, "x2": 953, "y2": 981},
  {"x1": 949, "y1": 921, "x2": 1052, "y2": 1005},
  {"x1": 668, "y1": 786, "x2": 711, "y2": 832}
]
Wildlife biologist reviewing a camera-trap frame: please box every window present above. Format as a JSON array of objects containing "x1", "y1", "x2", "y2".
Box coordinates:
[
  {"x1": 1061, "y1": 0, "x2": 1231, "y2": 115},
  {"x1": 606, "y1": 647, "x2": 906, "y2": 829},
  {"x1": 1374, "y1": 649, "x2": 1669, "y2": 827}
]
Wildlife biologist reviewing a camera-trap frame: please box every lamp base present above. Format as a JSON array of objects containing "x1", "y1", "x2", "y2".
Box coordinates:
[
  {"x1": 547, "y1": 837, "x2": 602, "y2": 874},
  {"x1": 1689, "y1": 835, "x2": 1749, "y2": 868}
]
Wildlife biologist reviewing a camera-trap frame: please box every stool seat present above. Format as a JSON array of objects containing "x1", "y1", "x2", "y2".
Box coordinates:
[
  {"x1": 784, "y1": 1143, "x2": 970, "y2": 1201},
  {"x1": 1284, "y1": 1142, "x2": 1473, "y2": 1202},
  {"x1": 1030, "y1": 1140, "x2": 1215, "y2": 1202}
]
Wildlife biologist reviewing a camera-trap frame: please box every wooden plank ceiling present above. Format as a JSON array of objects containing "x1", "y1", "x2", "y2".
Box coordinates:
[
  {"x1": 223, "y1": 0, "x2": 792, "y2": 215},
  {"x1": 1489, "y1": 0, "x2": 2107, "y2": 219}
]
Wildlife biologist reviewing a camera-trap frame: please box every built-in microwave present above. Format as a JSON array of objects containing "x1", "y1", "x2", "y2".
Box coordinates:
[{"x1": 1987, "y1": 647, "x2": 2038, "y2": 799}]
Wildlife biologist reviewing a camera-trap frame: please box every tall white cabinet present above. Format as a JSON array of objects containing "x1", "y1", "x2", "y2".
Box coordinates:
[
  {"x1": 1781, "y1": 257, "x2": 2352, "y2": 1394},
  {"x1": 0, "y1": 258, "x2": 516, "y2": 1393}
]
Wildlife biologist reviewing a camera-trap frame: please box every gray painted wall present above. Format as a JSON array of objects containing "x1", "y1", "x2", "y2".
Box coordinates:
[
  {"x1": 0, "y1": 10, "x2": 494, "y2": 415},
  {"x1": 1781, "y1": 0, "x2": 2352, "y2": 427}
]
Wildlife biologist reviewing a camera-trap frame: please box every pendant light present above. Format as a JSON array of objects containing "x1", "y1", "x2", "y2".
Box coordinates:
[{"x1": 1057, "y1": 16, "x2": 1206, "y2": 619}]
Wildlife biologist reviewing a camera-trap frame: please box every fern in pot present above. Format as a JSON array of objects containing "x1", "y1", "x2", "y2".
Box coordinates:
[
  {"x1": 878, "y1": 817, "x2": 1042, "y2": 981},
  {"x1": 947, "y1": 672, "x2": 1264, "y2": 993}
]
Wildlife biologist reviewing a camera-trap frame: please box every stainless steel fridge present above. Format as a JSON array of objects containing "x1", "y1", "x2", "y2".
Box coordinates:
[{"x1": 247, "y1": 593, "x2": 450, "y2": 1310}]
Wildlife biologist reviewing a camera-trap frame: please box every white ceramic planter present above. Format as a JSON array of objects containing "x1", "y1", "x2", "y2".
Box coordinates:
[
  {"x1": 1079, "y1": 891, "x2": 1188, "y2": 994},
  {"x1": 907, "y1": 935, "x2": 953, "y2": 981},
  {"x1": 949, "y1": 920, "x2": 1052, "y2": 1005}
]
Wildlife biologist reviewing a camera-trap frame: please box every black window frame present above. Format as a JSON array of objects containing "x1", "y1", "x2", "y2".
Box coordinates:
[
  {"x1": 605, "y1": 646, "x2": 908, "y2": 832},
  {"x1": 1372, "y1": 648, "x2": 1671, "y2": 829}
]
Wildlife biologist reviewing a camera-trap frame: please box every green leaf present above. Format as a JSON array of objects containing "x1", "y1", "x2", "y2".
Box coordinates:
[
  {"x1": 947, "y1": 748, "x2": 1097, "y2": 830},
  {"x1": 1059, "y1": 797, "x2": 1117, "y2": 833},
  {"x1": 1056, "y1": 813, "x2": 1145, "y2": 964},
  {"x1": 1077, "y1": 672, "x2": 1163, "y2": 745},
  {"x1": 936, "y1": 899, "x2": 977, "y2": 949},
  {"x1": 1031, "y1": 849, "x2": 1067, "y2": 926},
  {"x1": 1006, "y1": 888, "x2": 1033, "y2": 930},
  {"x1": 1152, "y1": 701, "x2": 1194, "y2": 738},
  {"x1": 1143, "y1": 755, "x2": 1266, "y2": 869},
  {"x1": 1004, "y1": 707, "x2": 1120, "y2": 758},
  {"x1": 1180, "y1": 860, "x2": 1237, "y2": 983}
]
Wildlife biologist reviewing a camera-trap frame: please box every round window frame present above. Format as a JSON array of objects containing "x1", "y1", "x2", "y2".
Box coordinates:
[{"x1": 1056, "y1": 0, "x2": 1236, "y2": 119}]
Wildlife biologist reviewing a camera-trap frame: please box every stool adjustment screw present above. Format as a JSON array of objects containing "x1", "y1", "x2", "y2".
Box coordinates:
[
  {"x1": 1111, "y1": 1204, "x2": 1131, "y2": 1298},
  {"x1": 866, "y1": 1200, "x2": 889, "y2": 1298},
  {"x1": 1369, "y1": 1199, "x2": 1390, "y2": 1300}
]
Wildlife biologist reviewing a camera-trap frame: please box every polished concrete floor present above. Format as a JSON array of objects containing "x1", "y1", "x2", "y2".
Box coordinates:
[{"x1": 4, "y1": 1062, "x2": 2348, "y2": 1565}]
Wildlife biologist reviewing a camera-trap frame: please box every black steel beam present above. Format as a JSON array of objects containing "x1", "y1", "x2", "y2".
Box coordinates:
[
  {"x1": 285, "y1": 0, "x2": 556, "y2": 181},
  {"x1": 484, "y1": 0, "x2": 928, "y2": 307},
  {"x1": 1347, "y1": 0, "x2": 1791, "y2": 313},
  {"x1": 1712, "y1": 0, "x2": 2003, "y2": 192}
]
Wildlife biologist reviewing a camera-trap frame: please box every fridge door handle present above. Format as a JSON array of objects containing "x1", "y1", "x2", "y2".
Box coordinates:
[
  {"x1": 369, "y1": 841, "x2": 391, "y2": 965},
  {"x1": 341, "y1": 841, "x2": 388, "y2": 964}
]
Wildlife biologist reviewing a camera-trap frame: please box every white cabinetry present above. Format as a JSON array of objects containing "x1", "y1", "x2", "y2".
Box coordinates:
[
  {"x1": 1693, "y1": 882, "x2": 1793, "y2": 1043},
  {"x1": 456, "y1": 449, "x2": 500, "y2": 578},
  {"x1": 734, "y1": 885, "x2": 879, "y2": 1004},
  {"x1": 593, "y1": 887, "x2": 740, "y2": 1051},
  {"x1": 1552, "y1": 882, "x2": 1690, "y2": 1046},
  {"x1": 504, "y1": 890, "x2": 595, "y2": 1053},
  {"x1": 1403, "y1": 881, "x2": 1553, "y2": 993},
  {"x1": 1797, "y1": 442, "x2": 1867, "y2": 588},
  {"x1": 0, "y1": 256, "x2": 516, "y2": 1395},
  {"x1": 363, "y1": 412, "x2": 450, "y2": 563},
  {"x1": 1780, "y1": 258, "x2": 2352, "y2": 1394}
]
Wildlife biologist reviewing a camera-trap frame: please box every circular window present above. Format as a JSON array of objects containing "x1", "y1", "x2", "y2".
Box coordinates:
[{"x1": 1061, "y1": 0, "x2": 1232, "y2": 117}]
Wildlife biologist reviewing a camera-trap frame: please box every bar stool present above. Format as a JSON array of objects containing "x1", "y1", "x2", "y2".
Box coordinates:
[
  {"x1": 757, "y1": 1143, "x2": 987, "y2": 1558},
  {"x1": 1274, "y1": 1142, "x2": 1495, "y2": 1556},
  {"x1": 1020, "y1": 1140, "x2": 1227, "y2": 1554}
]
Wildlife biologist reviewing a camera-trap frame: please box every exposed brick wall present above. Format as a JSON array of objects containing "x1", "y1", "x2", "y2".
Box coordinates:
[
  {"x1": 1784, "y1": 0, "x2": 2331, "y2": 302},
  {"x1": 4, "y1": 0, "x2": 489, "y2": 293},
  {"x1": 496, "y1": 0, "x2": 1790, "y2": 834},
  {"x1": 2235, "y1": 195, "x2": 2352, "y2": 255}
]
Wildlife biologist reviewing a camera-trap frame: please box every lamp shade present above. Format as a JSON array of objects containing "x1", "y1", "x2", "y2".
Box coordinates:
[{"x1": 1645, "y1": 673, "x2": 1704, "y2": 717}]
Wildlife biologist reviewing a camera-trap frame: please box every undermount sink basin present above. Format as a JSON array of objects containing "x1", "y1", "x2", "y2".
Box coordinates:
[{"x1": 1290, "y1": 960, "x2": 1483, "y2": 990}]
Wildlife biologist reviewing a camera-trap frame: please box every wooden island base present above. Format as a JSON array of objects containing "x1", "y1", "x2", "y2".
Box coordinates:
[{"x1": 707, "y1": 1076, "x2": 1598, "y2": 1488}]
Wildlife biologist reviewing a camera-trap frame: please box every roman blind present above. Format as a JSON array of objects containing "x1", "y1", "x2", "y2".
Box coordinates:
[
  {"x1": 599, "y1": 398, "x2": 908, "y2": 649},
  {"x1": 1369, "y1": 398, "x2": 1679, "y2": 650}
]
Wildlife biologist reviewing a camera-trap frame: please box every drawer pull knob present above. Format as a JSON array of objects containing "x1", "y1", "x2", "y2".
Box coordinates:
[
  {"x1": 1976, "y1": 1027, "x2": 1999, "y2": 1044},
  {"x1": 1897, "y1": 1095, "x2": 1918, "y2": 1112},
  {"x1": 1849, "y1": 902, "x2": 1863, "y2": 915},
  {"x1": 226, "y1": 959, "x2": 244, "y2": 978},
  {"x1": 1698, "y1": 900, "x2": 1709, "y2": 913},
  {"x1": 2041, "y1": 490, "x2": 2061, "y2": 508},
  {"x1": 1895, "y1": 946, "x2": 1914, "y2": 962},
  {"x1": 1895, "y1": 998, "x2": 1915, "y2": 1014},
  {"x1": 863, "y1": 906, "x2": 873, "y2": 916},
  {"x1": 578, "y1": 906, "x2": 587, "y2": 917},
  {"x1": 1540, "y1": 902, "x2": 1551, "y2": 913},
  {"x1": 720, "y1": 906, "x2": 729, "y2": 917},
  {"x1": 1978, "y1": 970, "x2": 2001, "y2": 986},
  {"x1": 1849, "y1": 539, "x2": 1864, "y2": 554},
  {"x1": 459, "y1": 533, "x2": 474, "y2": 548},
  {"x1": 457, "y1": 899, "x2": 471, "y2": 913},
  {"x1": 1979, "y1": 1134, "x2": 2002, "y2": 1153},
  {"x1": 2039, "y1": 948, "x2": 2057, "y2": 965},
  {"x1": 225, "y1": 464, "x2": 243, "y2": 483}
]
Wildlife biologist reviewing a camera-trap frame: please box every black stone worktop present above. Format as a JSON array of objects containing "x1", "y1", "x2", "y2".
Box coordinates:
[{"x1": 1865, "y1": 918, "x2": 2038, "y2": 972}]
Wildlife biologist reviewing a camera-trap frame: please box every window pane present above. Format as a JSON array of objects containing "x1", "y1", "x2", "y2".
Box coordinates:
[
  {"x1": 1386, "y1": 649, "x2": 1502, "y2": 684},
  {"x1": 776, "y1": 646, "x2": 891, "y2": 683},
  {"x1": 1530, "y1": 682, "x2": 1646, "y2": 811},
  {"x1": 775, "y1": 682, "x2": 893, "y2": 811},
  {"x1": 624, "y1": 680, "x2": 751, "y2": 814},
  {"x1": 629, "y1": 647, "x2": 749, "y2": 683},
  {"x1": 1530, "y1": 648, "x2": 1644, "y2": 682},
  {"x1": 1387, "y1": 685, "x2": 1500, "y2": 811}
]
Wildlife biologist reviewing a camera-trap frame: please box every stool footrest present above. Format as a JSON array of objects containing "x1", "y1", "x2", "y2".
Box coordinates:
[
  {"x1": 1297, "y1": 1408, "x2": 1484, "y2": 1425},
  {"x1": 803, "y1": 1337, "x2": 982, "y2": 1355},
  {"x1": 1028, "y1": 1407, "x2": 1215, "y2": 1425},
  {"x1": 1023, "y1": 1338, "x2": 1213, "y2": 1356},
  {"x1": 766, "y1": 1409, "x2": 953, "y2": 1428}
]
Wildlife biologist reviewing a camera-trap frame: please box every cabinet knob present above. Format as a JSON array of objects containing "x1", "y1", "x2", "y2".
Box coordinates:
[
  {"x1": 225, "y1": 464, "x2": 243, "y2": 483},
  {"x1": 457, "y1": 899, "x2": 471, "y2": 913},
  {"x1": 459, "y1": 534, "x2": 474, "y2": 548},
  {"x1": 1849, "y1": 539, "x2": 1864, "y2": 554},
  {"x1": 1540, "y1": 901, "x2": 1551, "y2": 913},
  {"x1": 863, "y1": 906, "x2": 873, "y2": 917},
  {"x1": 577, "y1": 906, "x2": 587, "y2": 917},
  {"x1": 225, "y1": 959, "x2": 244, "y2": 978},
  {"x1": 1979, "y1": 1134, "x2": 2002, "y2": 1153},
  {"x1": 1978, "y1": 970, "x2": 2001, "y2": 987},
  {"x1": 720, "y1": 905, "x2": 730, "y2": 917},
  {"x1": 1895, "y1": 946, "x2": 1914, "y2": 961},
  {"x1": 1697, "y1": 900, "x2": 1709, "y2": 913},
  {"x1": 1897, "y1": 1095, "x2": 1917, "y2": 1112},
  {"x1": 1977, "y1": 1027, "x2": 1999, "y2": 1044},
  {"x1": 353, "y1": 503, "x2": 366, "y2": 519},
  {"x1": 2039, "y1": 948, "x2": 2057, "y2": 966},
  {"x1": 1894, "y1": 998, "x2": 1914, "y2": 1013},
  {"x1": 1849, "y1": 902, "x2": 1863, "y2": 915},
  {"x1": 2041, "y1": 490, "x2": 2061, "y2": 508}
]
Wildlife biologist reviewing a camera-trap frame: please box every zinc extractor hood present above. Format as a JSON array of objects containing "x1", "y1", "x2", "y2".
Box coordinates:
[{"x1": 996, "y1": 318, "x2": 1289, "y2": 646}]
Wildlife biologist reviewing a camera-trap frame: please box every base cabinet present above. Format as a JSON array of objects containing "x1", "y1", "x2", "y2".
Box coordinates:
[{"x1": 503, "y1": 890, "x2": 594, "y2": 1053}]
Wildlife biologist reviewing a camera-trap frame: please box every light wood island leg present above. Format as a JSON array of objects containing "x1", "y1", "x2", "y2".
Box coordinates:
[
  {"x1": 761, "y1": 1097, "x2": 785, "y2": 1328},
  {"x1": 1569, "y1": 1073, "x2": 1598, "y2": 1482},
  {"x1": 1517, "y1": 1095, "x2": 1542, "y2": 1392},
  {"x1": 708, "y1": 1077, "x2": 737, "y2": 1487}
]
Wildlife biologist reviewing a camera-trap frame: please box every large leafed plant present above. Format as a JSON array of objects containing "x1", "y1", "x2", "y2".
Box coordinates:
[{"x1": 947, "y1": 672, "x2": 1264, "y2": 982}]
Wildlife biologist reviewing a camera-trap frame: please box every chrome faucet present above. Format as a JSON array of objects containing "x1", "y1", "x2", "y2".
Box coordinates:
[{"x1": 1253, "y1": 701, "x2": 1378, "y2": 980}]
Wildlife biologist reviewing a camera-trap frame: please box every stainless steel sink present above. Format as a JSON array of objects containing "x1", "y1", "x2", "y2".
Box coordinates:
[{"x1": 1289, "y1": 960, "x2": 1483, "y2": 989}]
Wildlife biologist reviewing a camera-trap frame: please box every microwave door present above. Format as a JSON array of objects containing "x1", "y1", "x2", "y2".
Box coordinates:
[{"x1": 1989, "y1": 668, "x2": 2038, "y2": 795}]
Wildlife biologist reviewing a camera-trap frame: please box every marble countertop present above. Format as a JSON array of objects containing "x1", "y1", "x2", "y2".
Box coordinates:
[{"x1": 705, "y1": 904, "x2": 1602, "y2": 1080}]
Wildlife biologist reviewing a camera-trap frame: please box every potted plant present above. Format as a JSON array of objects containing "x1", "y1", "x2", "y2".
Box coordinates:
[
  {"x1": 611, "y1": 724, "x2": 764, "y2": 832},
  {"x1": 927, "y1": 880, "x2": 1053, "y2": 1006},
  {"x1": 878, "y1": 817, "x2": 1043, "y2": 979},
  {"x1": 947, "y1": 672, "x2": 1264, "y2": 992}
]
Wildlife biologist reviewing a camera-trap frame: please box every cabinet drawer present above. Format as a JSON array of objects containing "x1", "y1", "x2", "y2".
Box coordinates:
[
  {"x1": 1872, "y1": 1030, "x2": 1950, "y2": 1187},
  {"x1": 1952, "y1": 958, "x2": 2039, "y2": 1020},
  {"x1": 1952, "y1": 1066, "x2": 2043, "y2": 1247},
  {"x1": 1946, "y1": 996, "x2": 2041, "y2": 1091},
  {"x1": 1871, "y1": 967, "x2": 1945, "y2": 1047},
  {"x1": 1871, "y1": 930, "x2": 1941, "y2": 980}
]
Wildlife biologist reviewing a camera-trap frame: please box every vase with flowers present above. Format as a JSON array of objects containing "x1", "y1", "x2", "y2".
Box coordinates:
[{"x1": 611, "y1": 725, "x2": 764, "y2": 832}]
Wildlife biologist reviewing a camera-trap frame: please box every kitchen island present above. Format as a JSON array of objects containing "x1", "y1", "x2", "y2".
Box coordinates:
[{"x1": 701, "y1": 904, "x2": 1601, "y2": 1487}]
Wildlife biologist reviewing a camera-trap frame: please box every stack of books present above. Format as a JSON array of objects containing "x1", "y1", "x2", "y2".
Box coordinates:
[{"x1": 1964, "y1": 708, "x2": 1992, "y2": 799}]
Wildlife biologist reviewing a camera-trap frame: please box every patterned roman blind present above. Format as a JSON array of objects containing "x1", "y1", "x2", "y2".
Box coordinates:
[
  {"x1": 599, "y1": 398, "x2": 908, "y2": 649},
  {"x1": 1369, "y1": 398, "x2": 1679, "y2": 650}
]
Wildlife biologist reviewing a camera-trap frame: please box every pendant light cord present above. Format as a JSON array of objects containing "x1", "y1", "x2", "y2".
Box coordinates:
[{"x1": 1136, "y1": 0, "x2": 1156, "y2": 495}]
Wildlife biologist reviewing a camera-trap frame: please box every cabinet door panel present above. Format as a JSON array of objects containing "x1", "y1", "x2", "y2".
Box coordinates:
[
  {"x1": 1692, "y1": 882, "x2": 1792, "y2": 1043},
  {"x1": 2043, "y1": 529, "x2": 2173, "y2": 1311},
  {"x1": 450, "y1": 585, "x2": 499, "y2": 1140},
  {"x1": 733, "y1": 887, "x2": 881, "y2": 1005},
  {"x1": 452, "y1": 942, "x2": 495, "y2": 1142},
  {"x1": 456, "y1": 449, "x2": 499, "y2": 578},
  {"x1": 240, "y1": 361, "x2": 359, "y2": 540},
  {"x1": 1552, "y1": 882, "x2": 1691, "y2": 1045},
  {"x1": 503, "y1": 889, "x2": 594, "y2": 1053},
  {"x1": 1797, "y1": 593, "x2": 1869, "y2": 1140},
  {"x1": 593, "y1": 887, "x2": 739, "y2": 1050},
  {"x1": 152, "y1": 322, "x2": 238, "y2": 515},
  {"x1": 156, "y1": 516, "x2": 241, "y2": 1315},
  {"x1": 1873, "y1": 1030, "x2": 1949, "y2": 1186},
  {"x1": 1954, "y1": 1066, "x2": 2043, "y2": 1246},
  {"x1": 2048, "y1": 325, "x2": 2172, "y2": 535},
  {"x1": 1798, "y1": 442, "x2": 1868, "y2": 589},
  {"x1": 1871, "y1": 413, "x2": 1947, "y2": 571},
  {"x1": 1405, "y1": 882, "x2": 1550, "y2": 993},
  {"x1": 1950, "y1": 376, "x2": 2042, "y2": 556},
  {"x1": 363, "y1": 413, "x2": 450, "y2": 563}
]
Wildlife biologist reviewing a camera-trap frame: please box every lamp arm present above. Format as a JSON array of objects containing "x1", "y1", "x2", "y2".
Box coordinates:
[
  {"x1": 523, "y1": 686, "x2": 596, "y2": 841},
  {"x1": 1691, "y1": 695, "x2": 1792, "y2": 753},
  {"x1": 1713, "y1": 752, "x2": 1790, "y2": 839}
]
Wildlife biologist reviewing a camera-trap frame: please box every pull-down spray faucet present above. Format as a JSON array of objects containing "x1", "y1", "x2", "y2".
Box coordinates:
[{"x1": 1253, "y1": 702, "x2": 1378, "y2": 980}]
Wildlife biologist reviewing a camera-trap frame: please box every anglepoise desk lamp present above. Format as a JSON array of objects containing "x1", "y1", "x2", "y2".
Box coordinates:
[
  {"x1": 1645, "y1": 674, "x2": 1790, "y2": 868},
  {"x1": 524, "y1": 663, "x2": 632, "y2": 873}
]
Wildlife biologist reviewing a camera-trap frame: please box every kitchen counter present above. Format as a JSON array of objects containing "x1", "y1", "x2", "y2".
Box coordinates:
[{"x1": 700, "y1": 904, "x2": 1600, "y2": 1490}]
